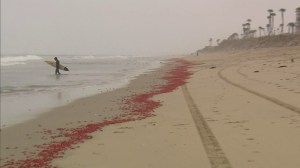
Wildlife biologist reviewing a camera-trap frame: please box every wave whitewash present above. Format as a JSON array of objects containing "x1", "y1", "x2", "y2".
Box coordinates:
[{"x1": 1, "y1": 54, "x2": 173, "y2": 127}]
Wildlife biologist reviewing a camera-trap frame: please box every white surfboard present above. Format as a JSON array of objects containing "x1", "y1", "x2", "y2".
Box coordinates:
[{"x1": 45, "y1": 60, "x2": 69, "y2": 71}]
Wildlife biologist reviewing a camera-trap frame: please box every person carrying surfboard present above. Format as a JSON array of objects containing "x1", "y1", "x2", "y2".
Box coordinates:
[
  {"x1": 54, "y1": 57, "x2": 61, "y2": 75},
  {"x1": 45, "y1": 58, "x2": 69, "y2": 73}
]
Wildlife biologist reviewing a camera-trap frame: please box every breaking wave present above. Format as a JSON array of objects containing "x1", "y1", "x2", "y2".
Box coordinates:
[{"x1": 1, "y1": 55, "x2": 43, "y2": 66}]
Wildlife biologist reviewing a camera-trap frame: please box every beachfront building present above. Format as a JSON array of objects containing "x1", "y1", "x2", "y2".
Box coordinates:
[{"x1": 296, "y1": 7, "x2": 300, "y2": 33}]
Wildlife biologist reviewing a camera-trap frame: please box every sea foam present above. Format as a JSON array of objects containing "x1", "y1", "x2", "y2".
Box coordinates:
[{"x1": 1, "y1": 55, "x2": 43, "y2": 66}]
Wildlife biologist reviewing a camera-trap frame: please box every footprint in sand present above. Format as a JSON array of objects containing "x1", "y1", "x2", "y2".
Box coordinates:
[
  {"x1": 213, "y1": 109, "x2": 219, "y2": 113},
  {"x1": 92, "y1": 152, "x2": 101, "y2": 155},
  {"x1": 173, "y1": 123, "x2": 189, "y2": 126},
  {"x1": 148, "y1": 121, "x2": 157, "y2": 126},
  {"x1": 206, "y1": 119, "x2": 218, "y2": 122},
  {"x1": 118, "y1": 127, "x2": 133, "y2": 130},
  {"x1": 252, "y1": 150, "x2": 260, "y2": 154}
]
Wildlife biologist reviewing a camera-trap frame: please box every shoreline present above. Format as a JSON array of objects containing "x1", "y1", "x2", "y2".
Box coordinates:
[
  {"x1": 0, "y1": 78, "x2": 130, "y2": 128},
  {"x1": 55, "y1": 46, "x2": 300, "y2": 168},
  {"x1": 0, "y1": 55, "x2": 167, "y2": 128},
  {"x1": 0, "y1": 58, "x2": 193, "y2": 167},
  {"x1": 1, "y1": 46, "x2": 300, "y2": 167}
]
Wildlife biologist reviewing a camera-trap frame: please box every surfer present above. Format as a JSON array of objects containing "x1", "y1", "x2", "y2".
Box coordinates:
[{"x1": 54, "y1": 57, "x2": 61, "y2": 75}]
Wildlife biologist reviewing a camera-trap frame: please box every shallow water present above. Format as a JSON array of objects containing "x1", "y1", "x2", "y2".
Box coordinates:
[{"x1": 1, "y1": 55, "x2": 173, "y2": 127}]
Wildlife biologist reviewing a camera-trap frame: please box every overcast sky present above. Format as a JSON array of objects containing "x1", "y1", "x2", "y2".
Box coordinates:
[{"x1": 1, "y1": 0, "x2": 299, "y2": 56}]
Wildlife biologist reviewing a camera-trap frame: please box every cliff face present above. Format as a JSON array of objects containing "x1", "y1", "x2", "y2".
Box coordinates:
[{"x1": 201, "y1": 34, "x2": 300, "y2": 52}]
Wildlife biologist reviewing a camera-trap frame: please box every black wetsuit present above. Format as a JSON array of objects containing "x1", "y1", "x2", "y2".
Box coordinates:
[{"x1": 55, "y1": 59, "x2": 61, "y2": 75}]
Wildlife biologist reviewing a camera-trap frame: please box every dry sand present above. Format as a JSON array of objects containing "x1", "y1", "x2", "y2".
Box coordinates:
[
  {"x1": 52, "y1": 89, "x2": 211, "y2": 168},
  {"x1": 1, "y1": 46, "x2": 300, "y2": 168},
  {"x1": 54, "y1": 46, "x2": 300, "y2": 168}
]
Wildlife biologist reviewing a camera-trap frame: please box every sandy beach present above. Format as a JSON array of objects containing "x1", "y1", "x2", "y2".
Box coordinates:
[{"x1": 1, "y1": 46, "x2": 300, "y2": 168}]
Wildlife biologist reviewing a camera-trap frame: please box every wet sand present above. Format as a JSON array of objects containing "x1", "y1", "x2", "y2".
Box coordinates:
[{"x1": 1, "y1": 58, "x2": 194, "y2": 167}]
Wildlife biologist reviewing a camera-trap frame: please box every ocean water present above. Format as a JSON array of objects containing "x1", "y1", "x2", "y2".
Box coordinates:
[{"x1": 1, "y1": 55, "x2": 171, "y2": 127}]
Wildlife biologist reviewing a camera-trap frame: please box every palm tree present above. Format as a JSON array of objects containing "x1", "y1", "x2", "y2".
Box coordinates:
[
  {"x1": 242, "y1": 24, "x2": 247, "y2": 37},
  {"x1": 270, "y1": 13, "x2": 276, "y2": 35},
  {"x1": 262, "y1": 27, "x2": 266, "y2": 35},
  {"x1": 279, "y1": 8, "x2": 286, "y2": 33},
  {"x1": 249, "y1": 30, "x2": 257, "y2": 38},
  {"x1": 245, "y1": 23, "x2": 250, "y2": 30},
  {"x1": 287, "y1": 22, "x2": 296, "y2": 34},
  {"x1": 247, "y1": 19, "x2": 252, "y2": 30},
  {"x1": 243, "y1": 22, "x2": 251, "y2": 38},
  {"x1": 291, "y1": 23, "x2": 295, "y2": 34},
  {"x1": 268, "y1": 9, "x2": 274, "y2": 14},
  {"x1": 267, "y1": 9, "x2": 274, "y2": 35},
  {"x1": 216, "y1": 39, "x2": 220, "y2": 45},
  {"x1": 287, "y1": 23, "x2": 291, "y2": 33},
  {"x1": 267, "y1": 16, "x2": 272, "y2": 35},
  {"x1": 258, "y1": 26, "x2": 265, "y2": 37},
  {"x1": 279, "y1": 23, "x2": 284, "y2": 33}
]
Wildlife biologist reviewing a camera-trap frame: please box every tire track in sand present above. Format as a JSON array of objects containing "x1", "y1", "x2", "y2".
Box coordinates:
[
  {"x1": 218, "y1": 67, "x2": 300, "y2": 114},
  {"x1": 181, "y1": 85, "x2": 232, "y2": 168}
]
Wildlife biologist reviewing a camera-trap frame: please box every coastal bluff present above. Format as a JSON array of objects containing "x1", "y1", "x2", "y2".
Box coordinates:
[{"x1": 200, "y1": 34, "x2": 300, "y2": 52}]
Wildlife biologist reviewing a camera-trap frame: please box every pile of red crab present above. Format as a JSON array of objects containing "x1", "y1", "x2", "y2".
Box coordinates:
[{"x1": 2, "y1": 59, "x2": 195, "y2": 168}]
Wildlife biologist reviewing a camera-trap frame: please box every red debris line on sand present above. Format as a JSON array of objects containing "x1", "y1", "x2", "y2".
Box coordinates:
[{"x1": 2, "y1": 59, "x2": 195, "y2": 168}]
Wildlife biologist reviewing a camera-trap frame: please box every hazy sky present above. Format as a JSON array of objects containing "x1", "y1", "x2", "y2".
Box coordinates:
[{"x1": 1, "y1": 0, "x2": 299, "y2": 56}]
